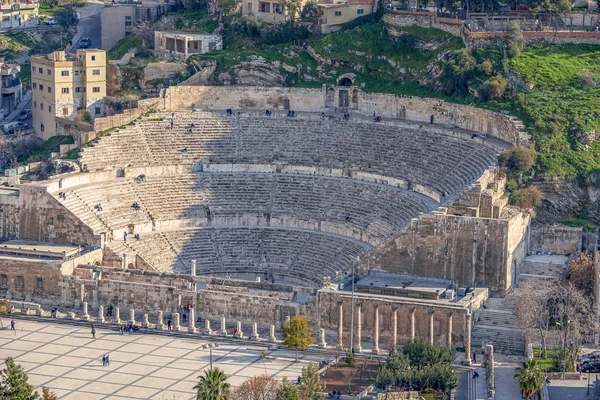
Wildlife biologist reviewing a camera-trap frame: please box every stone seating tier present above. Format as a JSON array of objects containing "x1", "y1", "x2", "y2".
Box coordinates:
[
  {"x1": 56, "y1": 172, "x2": 436, "y2": 245},
  {"x1": 108, "y1": 227, "x2": 369, "y2": 287},
  {"x1": 79, "y1": 112, "x2": 498, "y2": 198}
]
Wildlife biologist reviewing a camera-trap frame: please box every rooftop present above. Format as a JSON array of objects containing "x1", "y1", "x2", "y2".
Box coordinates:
[{"x1": 0, "y1": 240, "x2": 82, "y2": 261}]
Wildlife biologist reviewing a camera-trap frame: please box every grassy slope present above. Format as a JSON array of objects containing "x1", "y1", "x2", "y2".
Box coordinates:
[
  {"x1": 108, "y1": 35, "x2": 143, "y2": 60},
  {"x1": 510, "y1": 44, "x2": 600, "y2": 178}
]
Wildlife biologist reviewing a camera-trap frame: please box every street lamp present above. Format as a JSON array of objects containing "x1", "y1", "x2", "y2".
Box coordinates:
[
  {"x1": 349, "y1": 256, "x2": 358, "y2": 355},
  {"x1": 202, "y1": 342, "x2": 218, "y2": 370}
]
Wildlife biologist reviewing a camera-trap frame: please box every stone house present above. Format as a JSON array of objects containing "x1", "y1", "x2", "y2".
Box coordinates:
[
  {"x1": 0, "y1": 60, "x2": 22, "y2": 119},
  {"x1": 0, "y1": 0, "x2": 38, "y2": 30},
  {"x1": 154, "y1": 31, "x2": 223, "y2": 59},
  {"x1": 318, "y1": 0, "x2": 375, "y2": 26}
]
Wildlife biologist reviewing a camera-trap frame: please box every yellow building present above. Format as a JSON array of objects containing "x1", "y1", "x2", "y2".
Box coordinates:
[
  {"x1": 318, "y1": 0, "x2": 374, "y2": 26},
  {"x1": 31, "y1": 49, "x2": 106, "y2": 139}
]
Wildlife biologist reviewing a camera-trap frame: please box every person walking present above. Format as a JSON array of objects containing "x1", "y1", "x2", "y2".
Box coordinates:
[
  {"x1": 167, "y1": 318, "x2": 172, "y2": 331},
  {"x1": 10, "y1": 319, "x2": 15, "y2": 331},
  {"x1": 91, "y1": 323, "x2": 96, "y2": 339},
  {"x1": 102, "y1": 355, "x2": 106, "y2": 367},
  {"x1": 119, "y1": 324, "x2": 124, "y2": 335},
  {"x1": 105, "y1": 354, "x2": 110, "y2": 366}
]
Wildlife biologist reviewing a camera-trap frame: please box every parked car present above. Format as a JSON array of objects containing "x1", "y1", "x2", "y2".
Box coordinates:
[
  {"x1": 580, "y1": 361, "x2": 600, "y2": 373},
  {"x1": 79, "y1": 37, "x2": 91, "y2": 49},
  {"x1": 580, "y1": 351, "x2": 600, "y2": 365},
  {"x1": 17, "y1": 109, "x2": 31, "y2": 121},
  {"x1": 45, "y1": 17, "x2": 57, "y2": 25},
  {"x1": 3, "y1": 122, "x2": 29, "y2": 135}
]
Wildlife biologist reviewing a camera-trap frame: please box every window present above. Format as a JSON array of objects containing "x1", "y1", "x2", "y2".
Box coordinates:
[
  {"x1": 91, "y1": 56, "x2": 96, "y2": 61},
  {"x1": 0, "y1": 274, "x2": 7, "y2": 288},
  {"x1": 38, "y1": 67, "x2": 43, "y2": 73},
  {"x1": 75, "y1": 87, "x2": 83, "y2": 93},
  {"x1": 93, "y1": 87, "x2": 100, "y2": 93},
  {"x1": 47, "y1": 69, "x2": 51, "y2": 75},
  {"x1": 40, "y1": 102, "x2": 43, "y2": 109},
  {"x1": 40, "y1": 124, "x2": 44, "y2": 132},
  {"x1": 357, "y1": 8, "x2": 364, "y2": 14},
  {"x1": 92, "y1": 69, "x2": 100, "y2": 75},
  {"x1": 16, "y1": 275, "x2": 23, "y2": 290},
  {"x1": 33, "y1": 101, "x2": 37, "y2": 108},
  {"x1": 74, "y1": 70, "x2": 79, "y2": 76},
  {"x1": 39, "y1": 84, "x2": 43, "y2": 91},
  {"x1": 61, "y1": 70, "x2": 69, "y2": 77},
  {"x1": 36, "y1": 277, "x2": 43, "y2": 290},
  {"x1": 62, "y1": 88, "x2": 69, "y2": 94},
  {"x1": 95, "y1": 107, "x2": 101, "y2": 115},
  {"x1": 32, "y1": 83, "x2": 36, "y2": 89},
  {"x1": 31, "y1": 66, "x2": 34, "y2": 72},
  {"x1": 334, "y1": 11, "x2": 342, "y2": 16},
  {"x1": 63, "y1": 108, "x2": 68, "y2": 116},
  {"x1": 48, "y1": 86, "x2": 52, "y2": 93},
  {"x1": 48, "y1": 106, "x2": 52, "y2": 113}
]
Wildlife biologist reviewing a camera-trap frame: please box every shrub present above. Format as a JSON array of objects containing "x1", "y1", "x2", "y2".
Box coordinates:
[
  {"x1": 510, "y1": 186, "x2": 543, "y2": 210},
  {"x1": 508, "y1": 21, "x2": 524, "y2": 57},
  {"x1": 440, "y1": 48, "x2": 476, "y2": 97},
  {"x1": 498, "y1": 147, "x2": 536, "y2": 173},
  {"x1": 79, "y1": 110, "x2": 92, "y2": 124},
  {"x1": 477, "y1": 60, "x2": 493, "y2": 75},
  {"x1": 479, "y1": 75, "x2": 508, "y2": 101},
  {"x1": 579, "y1": 70, "x2": 596, "y2": 87}
]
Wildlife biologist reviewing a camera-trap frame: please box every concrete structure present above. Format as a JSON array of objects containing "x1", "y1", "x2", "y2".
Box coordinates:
[
  {"x1": 242, "y1": 0, "x2": 292, "y2": 22},
  {"x1": 318, "y1": 0, "x2": 374, "y2": 26},
  {"x1": 0, "y1": 0, "x2": 39, "y2": 30},
  {"x1": 154, "y1": 31, "x2": 222, "y2": 59},
  {"x1": 0, "y1": 60, "x2": 22, "y2": 119},
  {"x1": 31, "y1": 50, "x2": 107, "y2": 139},
  {"x1": 100, "y1": 3, "x2": 166, "y2": 51}
]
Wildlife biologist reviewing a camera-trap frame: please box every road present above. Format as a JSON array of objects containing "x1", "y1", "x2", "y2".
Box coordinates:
[{"x1": 72, "y1": 2, "x2": 103, "y2": 50}]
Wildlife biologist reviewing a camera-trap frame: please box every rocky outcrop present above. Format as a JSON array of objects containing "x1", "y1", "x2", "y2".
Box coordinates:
[{"x1": 218, "y1": 60, "x2": 286, "y2": 86}]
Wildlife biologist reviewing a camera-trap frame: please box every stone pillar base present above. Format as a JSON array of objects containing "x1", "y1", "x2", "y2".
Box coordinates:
[
  {"x1": 82, "y1": 314, "x2": 90, "y2": 321},
  {"x1": 205, "y1": 328, "x2": 214, "y2": 335},
  {"x1": 318, "y1": 341, "x2": 327, "y2": 348},
  {"x1": 156, "y1": 323, "x2": 164, "y2": 330},
  {"x1": 235, "y1": 331, "x2": 245, "y2": 339},
  {"x1": 355, "y1": 346, "x2": 363, "y2": 353},
  {"x1": 174, "y1": 325, "x2": 181, "y2": 332},
  {"x1": 188, "y1": 327, "x2": 197, "y2": 333},
  {"x1": 68, "y1": 312, "x2": 76, "y2": 320},
  {"x1": 98, "y1": 316, "x2": 105, "y2": 323},
  {"x1": 220, "y1": 329, "x2": 228, "y2": 336},
  {"x1": 372, "y1": 348, "x2": 380, "y2": 355},
  {"x1": 142, "y1": 322, "x2": 150, "y2": 328},
  {"x1": 251, "y1": 333, "x2": 260, "y2": 340}
]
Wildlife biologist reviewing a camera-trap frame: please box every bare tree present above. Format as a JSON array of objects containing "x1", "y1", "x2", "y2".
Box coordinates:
[
  {"x1": 356, "y1": 359, "x2": 370, "y2": 389},
  {"x1": 506, "y1": 280, "x2": 554, "y2": 358},
  {"x1": 566, "y1": 252, "x2": 595, "y2": 298},
  {"x1": 234, "y1": 375, "x2": 278, "y2": 400},
  {"x1": 550, "y1": 281, "x2": 593, "y2": 352},
  {"x1": 341, "y1": 365, "x2": 357, "y2": 394}
]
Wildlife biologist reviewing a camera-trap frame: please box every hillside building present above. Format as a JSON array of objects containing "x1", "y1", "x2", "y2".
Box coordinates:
[
  {"x1": 31, "y1": 49, "x2": 106, "y2": 139},
  {"x1": 0, "y1": 60, "x2": 22, "y2": 119},
  {"x1": 318, "y1": 0, "x2": 375, "y2": 26},
  {"x1": 154, "y1": 31, "x2": 223, "y2": 59},
  {"x1": 0, "y1": 0, "x2": 39, "y2": 30}
]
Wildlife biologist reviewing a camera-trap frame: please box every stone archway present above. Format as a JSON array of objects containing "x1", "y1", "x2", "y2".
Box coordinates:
[{"x1": 339, "y1": 77, "x2": 353, "y2": 87}]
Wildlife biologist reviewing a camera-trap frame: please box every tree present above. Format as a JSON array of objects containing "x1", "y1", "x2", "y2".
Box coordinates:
[
  {"x1": 55, "y1": 6, "x2": 78, "y2": 32},
  {"x1": 278, "y1": 0, "x2": 302, "y2": 22},
  {"x1": 507, "y1": 20, "x2": 524, "y2": 58},
  {"x1": 282, "y1": 316, "x2": 315, "y2": 362},
  {"x1": 499, "y1": 147, "x2": 536, "y2": 174},
  {"x1": 276, "y1": 377, "x2": 298, "y2": 400},
  {"x1": 479, "y1": 76, "x2": 508, "y2": 101},
  {"x1": 566, "y1": 252, "x2": 594, "y2": 298},
  {"x1": 514, "y1": 358, "x2": 545, "y2": 399},
  {"x1": 0, "y1": 357, "x2": 40, "y2": 400},
  {"x1": 341, "y1": 366, "x2": 356, "y2": 394},
  {"x1": 506, "y1": 280, "x2": 554, "y2": 358},
  {"x1": 41, "y1": 387, "x2": 57, "y2": 400},
  {"x1": 298, "y1": 363, "x2": 324, "y2": 400},
  {"x1": 193, "y1": 368, "x2": 230, "y2": 400},
  {"x1": 221, "y1": 0, "x2": 239, "y2": 16},
  {"x1": 300, "y1": 0, "x2": 318, "y2": 22},
  {"x1": 0, "y1": 299, "x2": 10, "y2": 315},
  {"x1": 234, "y1": 376, "x2": 277, "y2": 400},
  {"x1": 345, "y1": 351, "x2": 355, "y2": 367}
]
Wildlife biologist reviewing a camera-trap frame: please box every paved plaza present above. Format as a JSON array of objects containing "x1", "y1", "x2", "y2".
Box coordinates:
[{"x1": 0, "y1": 318, "x2": 320, "y2": 399}]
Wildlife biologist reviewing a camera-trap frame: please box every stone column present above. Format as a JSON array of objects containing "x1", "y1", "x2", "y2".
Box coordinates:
[
  {"x1": 205, "y1": 319, "x2": 213, "y2": 335},
  {"x1": 188, "y1": 308, "x2": 197, "y2": 333},
  {"x1": 114, "y1": 307, "x2": 121, "y2": 324},
  {"x1": 98, "y1": 305, "x2": 105, "y2": 323},
  {"x1": 372, "y1": 304, "x2": 380, "y2": 354},
  {"x1": 355, "y1": 303, "x2": 362, "y2": 352},
  {"x1": 156, "y1": 310, "x2": 164, "y2": 330},
  {"x1": 251, "y1": 322, "x2": 259, "y2": 340},
  {"x1": 318, "y1": 328, "x2": 327, "y2": 348},
  {"x1": 142, "y1": 314, "x2": 150, "y2": 328},
  {"x1": 191, "y1": 259, "x2": 197, "y2": 276},
  {"x1": 82, "y1": 302, "x2": 90, "y2": 321},
  {"x1": 129, "y1": 309, "x2": 135, "y2": 325},
  {"x1": 465, "y1": 311, "x2": 472, "y2": 365},
  {"x1": 235, "y1": 321, "x2": 244, "y2": 338},
  {"x1": 410, "y1": 308, "x2": 416, "y2": 342},
  {"x1": 428, "y1": 309, "x2": 435, "y2": 345},
  {"x1": 122, "y1": 253, "x2": 127, "y2": 270},
  {"x1": 337, "y1": 302, "x2": 344, "y2": 349},
  {"x1": 174, "y1": 312, "x2": 181, "y2": 331},
  {"x1": 392, "y1": 306, "x2": 398, "y2": 352},
  {"x1": 447, "y1": 312, "x2": 453, "y2": 347},
  {"x1": 485, "y1": 344, "x2": 495, "y2": 391},
  {"x1": 220, "y1": 317, "x2": 227, "y2": 335},
  {"x1": 269, "y1": 325, "x2": 276, "y2": 342}
]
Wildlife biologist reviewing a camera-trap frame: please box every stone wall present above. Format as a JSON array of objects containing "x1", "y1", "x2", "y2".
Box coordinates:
[
  {"x1": 361, "y1": 211, "x2": 529, "y2": 296},
  {"x1": 161, "y1": 85, "x2": 528, "y2": 146},
  {"x1": 383, "y1": 12, "x2": 463, "y2": 37},
  {"x1": 16, "y1": 185, "x2": 98, "y2": 246},
  {"x1": 530, "y1": 224, "x2": 582, "y2": 255},
  {"x1": 0, "y1": 259, "x2": 63, "y2": 301},
  {"x1": 0, "y1": 194, "x2": 19, "y2": 239}
]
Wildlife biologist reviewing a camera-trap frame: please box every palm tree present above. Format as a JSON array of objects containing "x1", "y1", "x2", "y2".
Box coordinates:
[
  {"x1": 193, "y1": 367, "x2": 230, "y2": 400},
  {"x1": 514, "y1": 358, "x2": 545, "y2": 399}
]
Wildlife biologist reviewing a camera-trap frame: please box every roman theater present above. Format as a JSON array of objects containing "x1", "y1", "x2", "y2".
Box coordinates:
[{"x1": 0, "y1": 81, "x2": 532, "y2": 357}]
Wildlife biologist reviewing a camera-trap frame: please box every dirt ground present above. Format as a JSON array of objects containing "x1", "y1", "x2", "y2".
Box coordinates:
[{"x1": 320, "y1": 360, "x2": 382, "y2": 396}]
